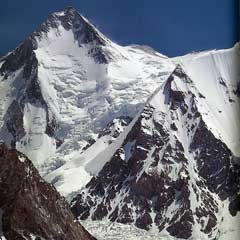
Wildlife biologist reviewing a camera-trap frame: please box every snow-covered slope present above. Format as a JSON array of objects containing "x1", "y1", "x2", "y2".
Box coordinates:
[
  {"x1": 175, "y1": 46, "x2": 240, "y2": 156},
  {"x1": 0, "y1": 7, "x2": 174, "y2": 194},
  {"x1": 80, "y1": 219, "x2": 176, "y2": 240}
]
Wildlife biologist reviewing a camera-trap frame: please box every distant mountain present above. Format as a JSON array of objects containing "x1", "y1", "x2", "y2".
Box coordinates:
[{"x1": 0, "y1": 6, "x2": 239, "y2": 240}]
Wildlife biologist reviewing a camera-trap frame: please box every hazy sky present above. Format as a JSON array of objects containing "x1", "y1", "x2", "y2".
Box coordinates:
[{"x1": 0, "y1": 0, "x2": 238, "y2": 57}]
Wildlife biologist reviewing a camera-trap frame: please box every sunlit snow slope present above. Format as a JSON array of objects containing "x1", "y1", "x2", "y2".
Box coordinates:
[
  {"x1": 0, "y1": 7, "x2": 174, "y2": 195},
  {"x1": 175, "y1": 46, "x2": 240, "y2": 156}
]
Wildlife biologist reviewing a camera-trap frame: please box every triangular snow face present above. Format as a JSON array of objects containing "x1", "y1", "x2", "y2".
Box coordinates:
[
  {"x1": 33, "y1": 6, "x2": 114, "y2": 63},
  {"x1": 0, "y1": 7, "x2": 174, "y2": 188},
  {"x1": 175, "y1": 45, "x2": 240, "y2": 156},
  {"x1": 71, "y1": 66, "x2": 240, "y2": 240}
]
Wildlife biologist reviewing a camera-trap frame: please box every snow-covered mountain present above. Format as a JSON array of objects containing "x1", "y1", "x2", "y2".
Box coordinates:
[
  {"x1": 0, "y1": 6, "x2": 239, "y2": 240},
  {"x1": 0, "y1": 7, "x2": 174, "y2": 196}
]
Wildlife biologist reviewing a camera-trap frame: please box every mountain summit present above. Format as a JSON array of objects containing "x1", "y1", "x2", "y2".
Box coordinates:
[{"x1": 0, "y1": 7, "x2": 173, "y2": 177}]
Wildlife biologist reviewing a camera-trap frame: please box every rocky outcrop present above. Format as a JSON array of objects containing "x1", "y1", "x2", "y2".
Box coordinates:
[
  {"x1": 0, "y1": 144, "x2": 95, "y2": 240},
  {"x1": 82, "y1": 116, "x2": 132, "y2": 151},
  {"x1": 0, "y1": 47, "x2": 57, "y2": 152},
  {"x1": 2, "y1": 100, "x2": 25, "y2": 148}
]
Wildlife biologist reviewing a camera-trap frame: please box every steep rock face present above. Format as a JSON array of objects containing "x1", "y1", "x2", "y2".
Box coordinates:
[
  {"x1": 71, "y1": 67, "x2": 240, "y2": 239},
  {"x1": 0, "y1": 144, "x2": 95, "y2": 240},
  {"x1": 83, "y1": 116, "x2": 133, "y2": 151},
  {"x1": 0, "y1": 33, "x2": 57, "y2": 167}
]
